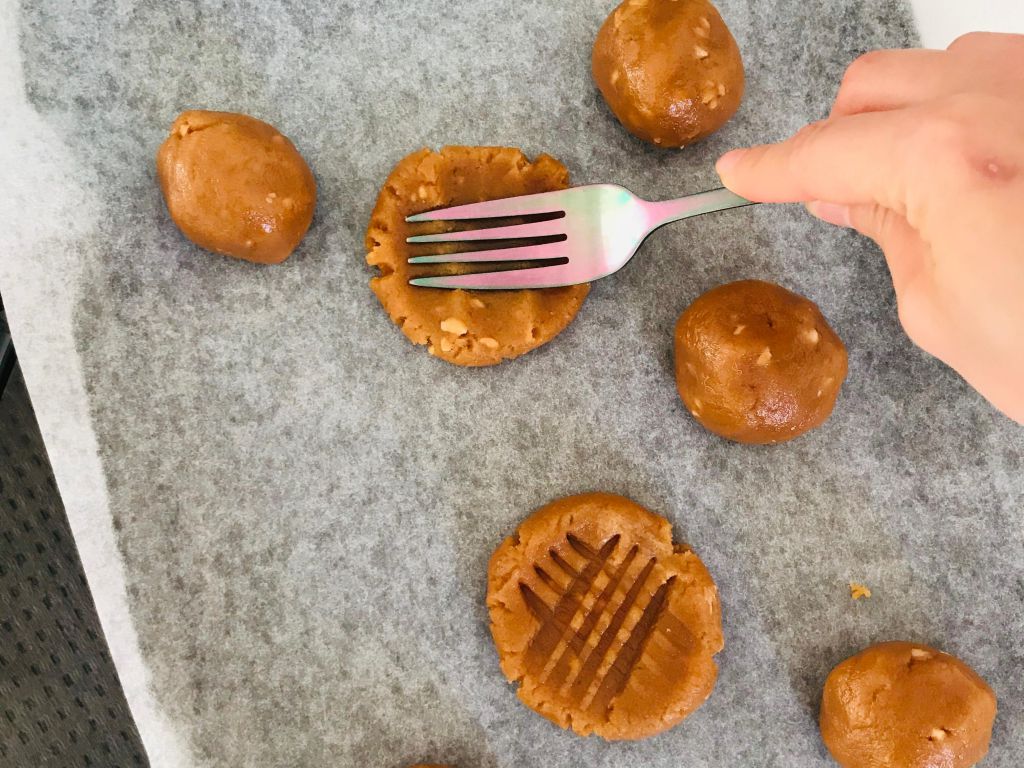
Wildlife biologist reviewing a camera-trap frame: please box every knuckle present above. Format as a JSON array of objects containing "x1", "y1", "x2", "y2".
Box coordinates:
[
  {"x1": 845, "y1": 50, "x2": 887, "y2": 82},
  {"x1": 869, "y1": 205, "x2": 898, "y2": 240},
  {"x1": 784, "y1": 120, "x2": 831, "y2": 174},
  {"x1": 790, "y1": 119, "x2": 829, "y2": 151},
  {"x1": 948, "y1": 31, "x2": 988, "y2": 53},
  {"x1": 834, "y1": 51, "x2": 895, "y2": 114},
  {"x1": 836, "y1": 52, "x2": 884, "y2": 99},
  {"x1": 948, "y1": 32, "x2": 1024, "y2": 71}
]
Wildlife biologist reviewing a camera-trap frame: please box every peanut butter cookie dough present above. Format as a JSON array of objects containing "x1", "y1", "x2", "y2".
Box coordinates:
[
  {"x1": 674, "y1": 280, "x2": 847, "y2": 444},
  {"x1": 487, "y1": 493, "x2": 723, "y2": 740},
  {"x1": 592, "y1": 0, "x2": 744, "y2": 148},
  {"x1": 157, "y1": 110, "x2": 316, "y2": 264},
  {"x1": 821, "y1": 642, "x2": 997, "y2": 768},
  {"x1": 366, "y1": 146, "x2": 589, "y2": 366}
]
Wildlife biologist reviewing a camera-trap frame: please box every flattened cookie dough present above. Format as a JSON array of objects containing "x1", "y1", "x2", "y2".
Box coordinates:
[
  {"x1": 157, "y1": 110, "x2": 316, "y2": 264},
  {"x1": 487, "y1": 493, "x2": 723, "y2": 740},
  {"x1": 366, "y1": 147, "x2": 589, "y2": 366},
  {"x1": 821, "y1": 642, "x2": 997, "y2": 768}
]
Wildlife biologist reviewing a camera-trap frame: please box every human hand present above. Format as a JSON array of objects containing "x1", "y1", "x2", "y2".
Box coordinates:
[{"x1": 715, "y1": 32, "x2": 1024, "y2": 424}]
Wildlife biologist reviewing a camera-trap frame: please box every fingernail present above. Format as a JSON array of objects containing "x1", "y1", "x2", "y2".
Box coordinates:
[
  {"x1": 715, "y1": 149, "x2": 745, "y2": 177},
  {"x1": 806, "y1": 201, "x2": 852, "y2": 228}
]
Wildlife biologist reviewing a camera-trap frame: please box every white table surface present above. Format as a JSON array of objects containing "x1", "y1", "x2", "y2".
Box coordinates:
[{"x1": 911, "y1": 0, "x2": 1023, "y2": 48}]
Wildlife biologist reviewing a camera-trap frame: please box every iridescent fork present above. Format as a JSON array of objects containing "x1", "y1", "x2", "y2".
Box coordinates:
[{"x1": 405, "y1": 185, "x2": 754, "y2": 289}]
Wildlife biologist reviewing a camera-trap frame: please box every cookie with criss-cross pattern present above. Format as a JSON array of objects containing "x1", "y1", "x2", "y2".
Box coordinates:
[
  {"x1": 366, "y1": 146, "x2": 589, "y2": 366},
  {"x1": 486, "y1": 493, "x2": 723, "y2": 740}
]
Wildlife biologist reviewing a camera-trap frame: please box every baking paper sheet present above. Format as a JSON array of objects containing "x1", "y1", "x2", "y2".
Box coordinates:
[{"x1": 2, "y1": 0, "x2": 1022, "y2": 766}]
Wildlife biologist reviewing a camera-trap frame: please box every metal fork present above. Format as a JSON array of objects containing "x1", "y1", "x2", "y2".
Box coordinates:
[{"x1": 405, "y1": 185, "x2": 754, "y2": 289}]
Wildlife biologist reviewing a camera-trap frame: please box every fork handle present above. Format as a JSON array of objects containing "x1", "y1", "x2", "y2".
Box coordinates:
[{"x1": 646, "y1": 187, "x2": 755, "y2": 230}]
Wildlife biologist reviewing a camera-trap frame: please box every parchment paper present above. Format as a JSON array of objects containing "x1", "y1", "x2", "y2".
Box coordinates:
[{"x1": 2, "y1": 1, "x2": 1022, "y2": 766}]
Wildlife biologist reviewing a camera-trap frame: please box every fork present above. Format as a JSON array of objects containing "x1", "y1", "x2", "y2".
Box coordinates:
[{"x1": 404, "y1": 185, "x2": 754, "y2": 289}]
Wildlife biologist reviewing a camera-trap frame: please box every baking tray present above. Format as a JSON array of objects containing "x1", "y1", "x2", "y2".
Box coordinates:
[{"x1": 5, "y1": 0, "x2": 1023, "y2": 766}]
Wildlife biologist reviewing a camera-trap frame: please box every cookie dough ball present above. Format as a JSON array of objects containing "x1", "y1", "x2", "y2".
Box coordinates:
[
  {"x1": 157, "y1": 110, "x2": 316, "y2": 264},
  {"x1": 366, "y1": 147, "x2": 589, "y2": 366},
  {"x1": 674, "y1": 280, "x2": 847, "y2": 444},
  {"x1": 821, "y1": 642, "x2": 997, "y2": 768},
  {"x1": 487, "y1": 493, "x2": 723, "y2": 740},
  {"x1": 592, "y1": 0, "x2": 744, "y2": 148}
]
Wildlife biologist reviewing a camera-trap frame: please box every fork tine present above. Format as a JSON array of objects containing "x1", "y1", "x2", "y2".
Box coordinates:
[
  {"x1": 406, "y1": 218, "x2": 565, "y2": 244},
  {"x1": 405, "y1": 190, "x2": 565, "y2": 223},
  {"x1": 408, "y1": 241, "x2": 565, "y2": 265},
  {"x1": 409, "y1": 263, "x2": 579, "y2": 290}
]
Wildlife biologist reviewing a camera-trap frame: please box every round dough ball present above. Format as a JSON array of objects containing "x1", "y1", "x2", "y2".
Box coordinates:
[
  {"x1": 157, "y1": 110, "x2": 316, "y2": 264},
  {"x1": 821, "y1": 642, "x2": 997, "y2": 768},
  {"x1": 592, "y1": 0, "x2": 744, "y2": 148},
  {"x1": 674, "y1": 280, "x2": 847, "y2": 444},
  {"x1": 487, "y1": 493, "x2": 723, "y2": 740},
  {"x1": 365, "y1": 146, "x2": 589, "y2": 367}
]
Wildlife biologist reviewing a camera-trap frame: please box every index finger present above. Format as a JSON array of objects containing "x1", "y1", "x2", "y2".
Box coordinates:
[{"x1": 715, "y1": 109, "x2": 915, "y2": 210}]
